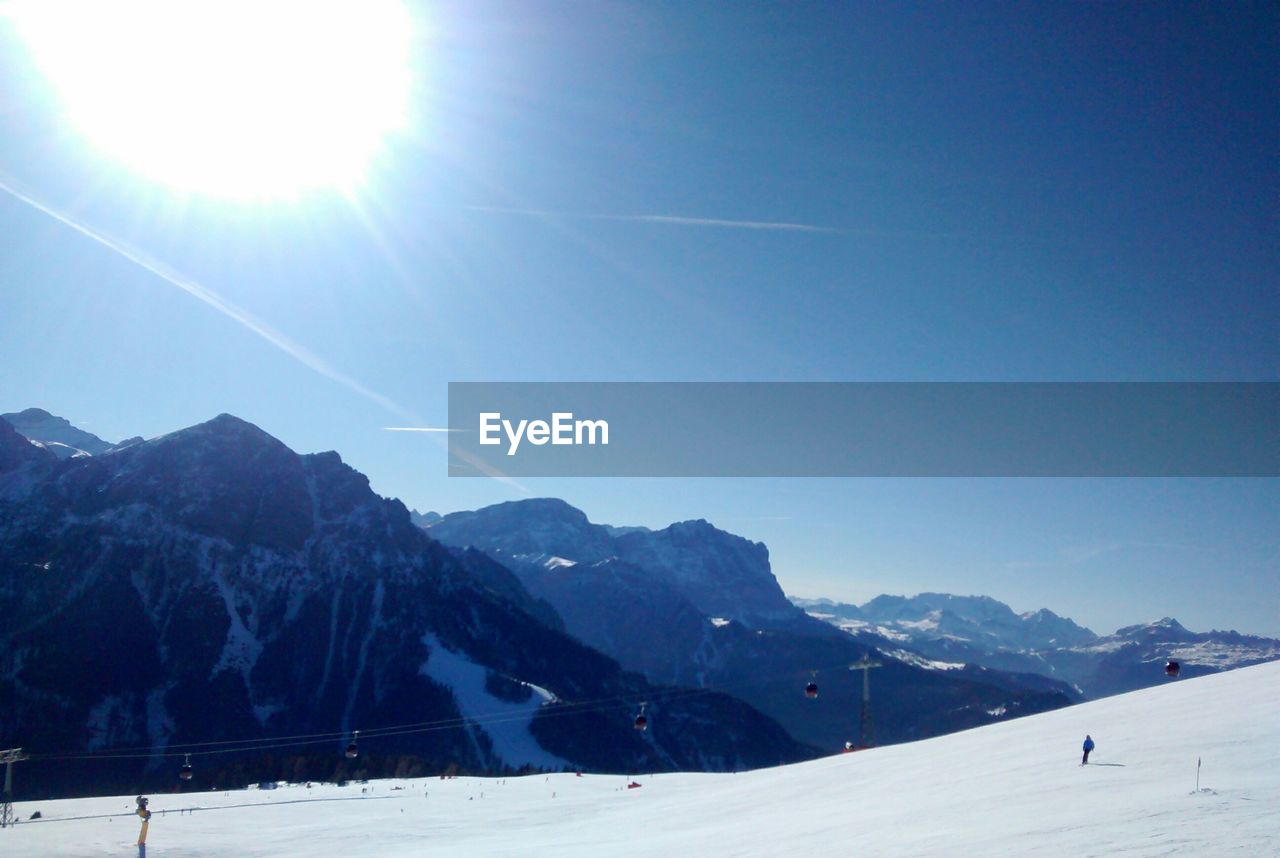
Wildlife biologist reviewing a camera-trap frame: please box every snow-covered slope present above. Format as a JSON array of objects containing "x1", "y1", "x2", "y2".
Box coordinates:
[{"x1": 11, "y1": 661, "x2": 1275, "y2": 856}]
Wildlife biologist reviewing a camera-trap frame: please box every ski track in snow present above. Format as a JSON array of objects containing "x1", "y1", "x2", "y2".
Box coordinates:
[
  {"x1": 7, "y1": 661, "x2": 1279, "y2": 857},
  {"x1": 418, "y1": 634, "x2": 570, "y2": 772}
]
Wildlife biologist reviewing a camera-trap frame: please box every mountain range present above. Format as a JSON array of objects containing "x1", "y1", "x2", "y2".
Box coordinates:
[
  {"x1": 0, "y1": 413, "x2": 807, "y2": 798},
  {"x1": 794, "y1": 593, "x2": 1280, "y2": 697},
  {"x1": 424, "y1": 499, "x2": 1076, "y2": 751},
  {"x1": 5, "y1": 408, "x2": 1269, "y2": 801}
]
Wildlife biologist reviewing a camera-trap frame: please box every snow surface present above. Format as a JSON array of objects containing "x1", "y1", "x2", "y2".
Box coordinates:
[
  {"x1": 1172, "y1": 640, "x2": 1280, "y2": 667},
  {"x1": 882, "y1": 648, "x2": 966, "y2": 671},
  {"x1": 8, "y1": 661, "x2": 1278, "y2": 856},
  {"x1": 418, "y1": 635, "x2": 569, "y2": 771}
]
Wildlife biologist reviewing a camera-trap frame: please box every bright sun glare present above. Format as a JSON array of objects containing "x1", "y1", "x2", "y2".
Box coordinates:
[{"x1": 12, "y1": 0, "x2": 412, "y2": 199}]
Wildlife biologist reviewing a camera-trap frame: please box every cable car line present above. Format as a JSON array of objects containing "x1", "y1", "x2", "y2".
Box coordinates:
[{"x1": 22, "y1": 651, "x2": 886, "y2": 764}]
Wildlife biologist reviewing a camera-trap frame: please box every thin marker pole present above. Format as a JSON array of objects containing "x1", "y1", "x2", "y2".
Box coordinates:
[{"x1": 135, "y1": 797, "x2": 151, "y2": 858}]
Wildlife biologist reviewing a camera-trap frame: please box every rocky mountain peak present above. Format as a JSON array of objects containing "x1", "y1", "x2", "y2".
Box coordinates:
[
  {"x1": 2, "y1": 406, "x2": 118, "y2": 456},
  {"x1": 430, "y1": 499, "x2": 796, "y2": 628},
  {"x1": 427, "y1": 497, "x2": 615, "y2": 561},
  {"x1": 0, "y1": 413, "x2": 56, "y2": 473},
  {"x1": 9, "y1": 406, "x2": 55, "y2": 421},
  {"x1": 501, "y1": 497, "x2": 594, "y2": 526},
  {"x1": 1114, "y1": 617, "x2": 1191, "y2": 638}
]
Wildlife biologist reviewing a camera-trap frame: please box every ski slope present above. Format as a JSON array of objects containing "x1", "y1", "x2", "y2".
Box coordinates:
[{"x1": 8, "y1": 661, "x2": 1278, "y2": 857}]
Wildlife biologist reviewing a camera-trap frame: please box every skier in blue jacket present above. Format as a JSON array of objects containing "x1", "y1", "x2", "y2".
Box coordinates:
[{"x1": 1082, "y1": 735, "x2": 1095, "y2": 765}]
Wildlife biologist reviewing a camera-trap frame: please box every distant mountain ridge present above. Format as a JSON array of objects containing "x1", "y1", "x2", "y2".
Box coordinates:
[
  {"x1": 825, "y1": 592, "x2": 1097, "y2": 651},
  {"x1": 794, "y1": 595, "x2": 1280, "y2": 697},
  {"x1": 0, "y1": 406, "x2": 141, "y2": 459},
  {"x1": 425, "y1": 499, "x2": 1076, "y2": 751}
]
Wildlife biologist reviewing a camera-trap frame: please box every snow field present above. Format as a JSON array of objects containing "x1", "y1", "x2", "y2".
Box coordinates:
[{"x1": 6, "y1": 660, "x2": 1278, "y2": 857}]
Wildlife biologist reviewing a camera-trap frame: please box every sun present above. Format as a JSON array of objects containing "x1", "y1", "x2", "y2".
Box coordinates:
[{"x1": 11, "y1": 0, "x2": 413, "y2": 199}]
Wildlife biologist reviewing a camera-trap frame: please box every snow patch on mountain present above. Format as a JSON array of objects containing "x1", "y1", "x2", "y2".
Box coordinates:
[
  {"x1": 419, "y1": 635, "x2": 570, "y2": 772},
  {"x1": 211, "y1": 567, "x2": 263, "y2": 681},
  {"x1": 29, "y1": 439, "x2": 94, "y2": 459},
  {"x1": 801, "y1": 611, "x2": 913, "y2": 643},
  {"x1": 884, "y1": 648, "x2": 966, "y2": 671}
]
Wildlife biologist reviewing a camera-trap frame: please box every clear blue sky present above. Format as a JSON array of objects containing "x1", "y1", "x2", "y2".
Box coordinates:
[{"x1": 1, "y1": 2, "x2": 1275, "y2": 635}]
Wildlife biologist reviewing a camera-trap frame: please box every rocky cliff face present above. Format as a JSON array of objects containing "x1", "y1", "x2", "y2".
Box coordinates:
[
  {"x1": 0, "y1": 416, "x2": 809, "y2": 798},
  {"x1": 429, "y1": 499, "x2": 800, "y2": 628}
]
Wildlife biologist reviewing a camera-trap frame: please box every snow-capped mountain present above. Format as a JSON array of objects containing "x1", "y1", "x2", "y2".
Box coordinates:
[
  {"x1": 1049, "y1": 617, "x2": 1280, "y2": 697},
  {"x1": 0, "y1": 406, "x2": 140, "y2": 459},
  {"x1": 796, "y1": 594, "x2": 1280, "y2": 698},
  {"x1": 425, "y1": 500, "x2": 1076, "y2": 752},
  {"x1": 799, "y1": 592, "x2": 1096, "y2": 652},
  {"x1": 0, "y1": 415, "x2": 809, "y2": 798}
]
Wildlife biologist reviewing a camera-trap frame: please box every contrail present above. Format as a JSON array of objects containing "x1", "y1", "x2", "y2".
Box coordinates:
[
  {"x1": 384, "y1": 425, "x2": 538, "y2": 488},
  {"x1": 625, "y1": 214, "x2": 837, "y2": 233},
  {"x1": 0, "y1": 174, "x2": 423, "y2": 424},
  {"x1": 465, "y1": 204, "x2": 840, "y2": 234},
  {"x1": 387, "y1": 427, "x2": 542, "y2": 489},
  {"x1": 1, "y1": 175, "x2": 533, "y2": 493},
  {"x1": 462, "y1": 204, "x2": 971, "y2": 238}
]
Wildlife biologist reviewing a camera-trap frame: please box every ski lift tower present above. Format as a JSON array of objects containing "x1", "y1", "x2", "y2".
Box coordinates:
[
  {"x1": 849, "y1": 655, "x2": 882, "y2": 748},
  {"x1": 1, "y1": 748, "x2": 28, "y2": 828}
]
